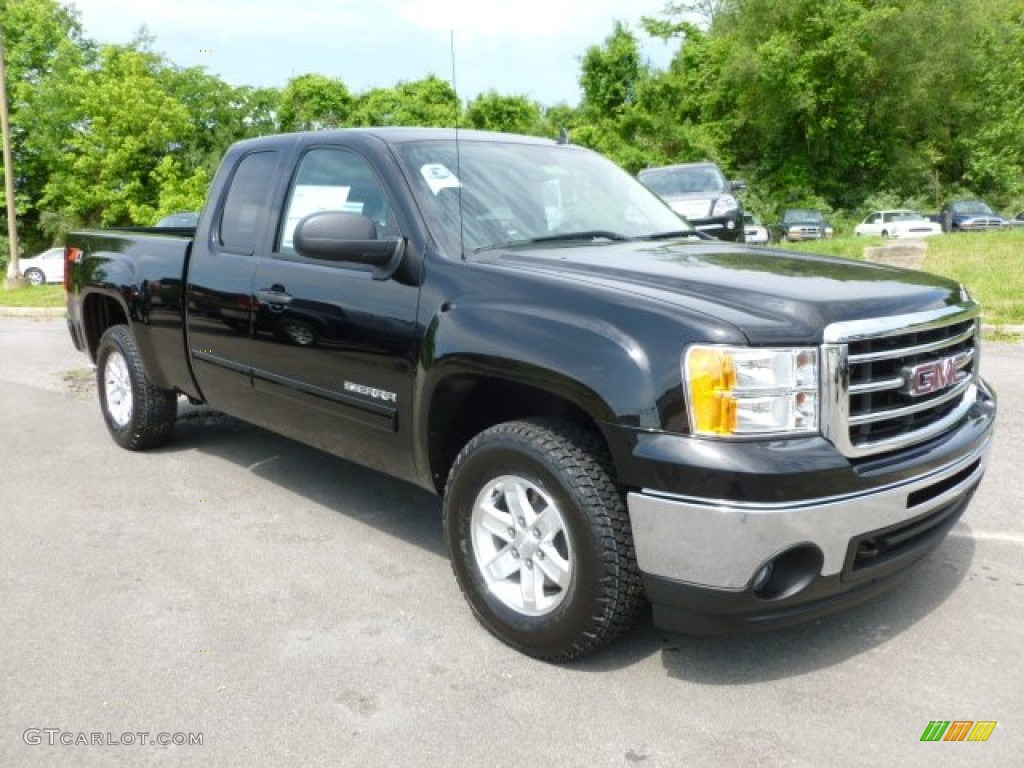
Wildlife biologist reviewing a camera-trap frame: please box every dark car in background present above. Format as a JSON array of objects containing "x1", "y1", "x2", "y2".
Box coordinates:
[
  {"x1": 155, "y1": 211, "x2": 201, "y2": 229},
  {"x1": 776, "y1": 209, "x2": 834, "y2": 242},
  {"x1": 638, "y1": 162, "x2": 746, "y2": 242},
  {"x1": 939, "y1": 200, "x2": 1007, "y2": 233}
]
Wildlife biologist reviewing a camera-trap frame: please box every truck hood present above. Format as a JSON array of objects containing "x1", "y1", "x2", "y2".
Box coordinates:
[{"x1": 475, "y1": 239, "x2": 967, "y2": 345}]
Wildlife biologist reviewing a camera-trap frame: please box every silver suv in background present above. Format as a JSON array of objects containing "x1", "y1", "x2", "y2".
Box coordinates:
[{"x1": 638, "y1": 162, "x2": 746, "y2": 242}]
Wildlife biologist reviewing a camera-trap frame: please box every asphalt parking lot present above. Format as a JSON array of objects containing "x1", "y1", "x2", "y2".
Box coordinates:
[{"x1": 1, "y1": 316, "x2": 1021, "y2": 767}]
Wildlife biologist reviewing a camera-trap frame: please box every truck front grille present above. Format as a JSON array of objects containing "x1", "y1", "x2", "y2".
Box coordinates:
[
  {"x1": 822, "y1": 305, "x2": 980, "y2": 458},
  {"x1": 787, "y1": 225, "x2": 821, "y2": 239}
]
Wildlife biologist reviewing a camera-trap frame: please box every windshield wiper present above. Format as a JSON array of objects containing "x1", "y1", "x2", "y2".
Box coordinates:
[
  {"x1": 474, "y1": 230, "x2": 635, "y2": 253},
  {"x1": 528, "y1": 230, "x2": 636, "y2": 244},
  {"x1": 645, "y1": 229, "x2": 711, "y2": 241}
]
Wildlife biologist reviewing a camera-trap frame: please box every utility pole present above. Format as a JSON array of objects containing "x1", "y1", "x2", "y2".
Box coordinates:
[{"x1": 0, "y1": 30, "x2": 25, "y2": 289}]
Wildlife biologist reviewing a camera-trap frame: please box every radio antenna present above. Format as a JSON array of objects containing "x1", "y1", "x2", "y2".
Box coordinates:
[{"x1": 450, "y1": 29, "x2": 466, "y2": 261}]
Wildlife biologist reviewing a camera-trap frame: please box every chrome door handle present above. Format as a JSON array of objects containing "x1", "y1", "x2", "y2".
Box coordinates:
[{"x1": 254, "y1": 289, "x2": 293, "y2": 305}]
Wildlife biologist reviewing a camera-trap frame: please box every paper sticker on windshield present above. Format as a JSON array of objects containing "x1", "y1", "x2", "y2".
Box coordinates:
[{"x1": 421, "y1": 163, "x2": 461, "y2": 195}]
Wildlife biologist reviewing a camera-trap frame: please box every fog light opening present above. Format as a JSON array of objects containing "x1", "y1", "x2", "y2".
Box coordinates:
[{"x1": 750, "y1": 544, "x2": 824, "y2": 600}]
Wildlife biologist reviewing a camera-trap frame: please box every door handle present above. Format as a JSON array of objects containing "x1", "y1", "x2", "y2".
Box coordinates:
[{"x1": 254, "y1": 289, "x2": 294, "y2": 305}]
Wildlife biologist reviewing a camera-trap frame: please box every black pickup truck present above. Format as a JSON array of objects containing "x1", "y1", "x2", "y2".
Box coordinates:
[{"x1": 65, "y1": 128, "x2": 996, "y2": 660}]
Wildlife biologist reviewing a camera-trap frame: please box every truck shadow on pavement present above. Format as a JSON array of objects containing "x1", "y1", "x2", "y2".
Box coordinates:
[
  {"x1": 166, "y1": 405, "x2": 446, "y2": 558},
  {"x1": 581, "y1": 533, "x2": 975, "y2": 681},
  {"x1": 164, "y1": 404, "x2": 975, "y2": 680}
]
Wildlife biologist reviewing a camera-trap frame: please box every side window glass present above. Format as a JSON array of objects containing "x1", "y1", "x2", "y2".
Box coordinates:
[
  {"x1": 279, "y1": 148, "x2": 396, "y2": 254},
  {"x1": 219, "y1": 151, "x2": 279, "y2": 254}
]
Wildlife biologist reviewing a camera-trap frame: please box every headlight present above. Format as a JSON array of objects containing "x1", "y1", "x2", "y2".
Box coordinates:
[
  {"x1": 683, "y1": 345, "x2": 819, "y2": 437},
  {"x1": 712, "y1": 195, "x2": 739, "y2": 216}
]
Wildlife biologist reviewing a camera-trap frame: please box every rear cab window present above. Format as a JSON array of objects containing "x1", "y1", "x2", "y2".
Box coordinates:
[{"x1": 218, "y1": 151, "x2": 280, "y2": 255}]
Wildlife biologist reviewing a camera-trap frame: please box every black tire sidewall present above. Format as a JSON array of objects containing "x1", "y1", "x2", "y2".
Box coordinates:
[
  {"x1": 96, "y1": 325, "x2": 175, "y2": 450},
  {"x1": 96, "y1": 328, "x2": 138, "y2": 448},
  {"x1": 25, "y1": 269, "x2": 44, "y2": 285},
  {"x1": 445, "y1": 434, "x2": 609, "y2": 657}
]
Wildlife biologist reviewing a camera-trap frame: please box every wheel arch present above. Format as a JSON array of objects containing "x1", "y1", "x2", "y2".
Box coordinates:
[
  {"x1": 423, "y1": 372, "x2": 615, "y2": 494},
  {"x1": 81, "y1": 289, "x2": 131, "y2": 362}
]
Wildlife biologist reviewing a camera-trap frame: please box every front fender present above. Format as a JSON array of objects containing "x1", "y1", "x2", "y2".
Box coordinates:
[{"x1": 416, "y1": 298, "x2": 666, "y2": 428}]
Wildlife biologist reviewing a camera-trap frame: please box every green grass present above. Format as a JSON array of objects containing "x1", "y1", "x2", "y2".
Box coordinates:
[
  {"x1": 0, "y1": 284, "x2": 66, "y2": 308},
  {"x1": 775, "y1": 235, "x2": 881, "y2": 260},
  {"x1": 777, "y1": 229, "x2": 1024, "y2": 326},
  {"x1": 925, "y1": 230, "x2": 1024, "y2": 325}
]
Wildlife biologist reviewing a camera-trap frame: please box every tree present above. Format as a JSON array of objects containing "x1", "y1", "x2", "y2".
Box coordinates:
[
  {"x1": 580, "y1": 21, "x2": 641, "y2": 118},
  {"x1": 161, "y1": 66, "x2": 275, "y2": 174},
  {"x1": 574, "y1": 22, "x2": 657, "y2": 172},
  {"x1": 638, "y1": 0, "x2": 1023, "y2": 212},
  {"x1": 465, "y1": 91, "x2": 543, "y2": 135},
  {"x1": 353, "y1": 75, "x2": 460, "y2": 127},
  {"x1": 39, "y1": 44, "x2": 193, "y2": 226},
  {"x1": 1, "y1": 0, "x2": 88, "y2": 248},
  {"x1": 279, "y1": 74, "x2": 352, "y2": 131}
]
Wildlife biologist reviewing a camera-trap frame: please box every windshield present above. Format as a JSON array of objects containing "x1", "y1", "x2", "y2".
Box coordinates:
[
  {"x1": 638, "y1": 166, "x2": 728, "y2": 196},
  {"x1": 784, "y1": 209, "x2": 825, "y2": 224},
  {"x1": 887, "y1": 210, "x2": 925, "y2": 222},
  {"x1": 395, "y1": 139, "x2": 690, "y2": 255},
  {"x1": 952, "y1": 201, "x2": 994, "y2": 216}
]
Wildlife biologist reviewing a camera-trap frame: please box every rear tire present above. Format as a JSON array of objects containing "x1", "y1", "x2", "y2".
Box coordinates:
[
  {"x1": 24, "y1": 268, "x2": 45, "y2": 286},
  {"x1": 444, "y1": 418, "x2": 645, "y2": 661},
  {"x1": 96, "y1": 325, "x2": 177, "y2": 450}
]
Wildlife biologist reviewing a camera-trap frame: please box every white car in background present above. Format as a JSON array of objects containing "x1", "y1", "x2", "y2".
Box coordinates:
[
  {"x1": 20, "y1": 247, "x2": 65, "y2": 286},
  {"x1": 854, "y1": 209, "x2": 942, "y2": 239},
  {"x1": 743, "y1": 213, "x2": 770, "y2": 244}
]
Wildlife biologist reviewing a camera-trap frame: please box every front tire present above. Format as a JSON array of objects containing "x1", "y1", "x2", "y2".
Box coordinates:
[
  {"x1": 96, "y1": 325, "x2": 177, "y2": 450},
  {"x1": 444, "y1": 419, "x2": 644, "y2": 661}
]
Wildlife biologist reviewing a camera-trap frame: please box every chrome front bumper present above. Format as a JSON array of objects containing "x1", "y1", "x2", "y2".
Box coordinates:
[{"x1": 627, "y1": 436, "x2": 991, "y2": 590}]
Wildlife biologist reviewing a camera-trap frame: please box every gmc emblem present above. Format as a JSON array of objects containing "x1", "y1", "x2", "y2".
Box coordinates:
[{"x1": 902, "y1": 353, "x2": 969, "y2": 397}]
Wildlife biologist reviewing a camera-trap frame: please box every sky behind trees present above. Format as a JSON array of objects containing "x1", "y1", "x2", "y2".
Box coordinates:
[{"x1": 68, "y1": 0, "x2": 677, "y2": 105}]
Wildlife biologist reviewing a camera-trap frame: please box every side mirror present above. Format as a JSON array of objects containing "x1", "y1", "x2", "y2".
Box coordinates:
[{"x1": 293, "y1": 211, "x2": 404, "y2": 279}]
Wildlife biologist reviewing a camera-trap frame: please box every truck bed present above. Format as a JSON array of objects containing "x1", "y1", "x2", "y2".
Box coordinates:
[{"x1": 66, "y1": 229, "x2": 197, "y2": 398}]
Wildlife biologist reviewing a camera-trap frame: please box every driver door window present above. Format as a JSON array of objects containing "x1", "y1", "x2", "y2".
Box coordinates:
[{"x1": 278, "y1": 148, "x2": 397, "y2": 254}]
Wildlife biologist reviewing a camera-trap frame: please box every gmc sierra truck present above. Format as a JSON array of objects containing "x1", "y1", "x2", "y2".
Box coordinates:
[{"x1": 65, "y1": 129, "x2": 997, "y2": 660}]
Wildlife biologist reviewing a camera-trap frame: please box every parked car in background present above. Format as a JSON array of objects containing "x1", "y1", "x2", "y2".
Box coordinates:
[
  {"x1": 1008, "y1": 211, "x2": 1024, "y2": 228},
  {"x1": 776, "y1": 209, "x2": 834, "y2": 242},
  {"x1": 939, "y1": 200, "x2": 1007, "y2": 233},
  {"x1": 155, "y1": 211, "x2": 200, "y2": 228},
  {"x1": 19, "y1": 247, "x2": 65, "y2": 286},
  {"x1": 742, "y1": 213, "x2": 770, "y2": 244},
  {"x1": 638, "y1": 162, "x2": 746, "y2": 242},
  {"x1": 854, "y1": 209, "x2": 943, "y2": 239}
]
